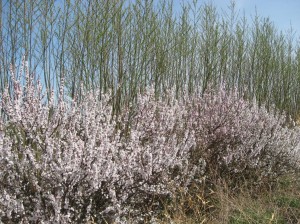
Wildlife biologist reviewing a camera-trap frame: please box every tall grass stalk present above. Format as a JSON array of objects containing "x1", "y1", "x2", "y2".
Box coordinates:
[{"x1": 0, "y1": 0, "x2": 300, "y2": 117}]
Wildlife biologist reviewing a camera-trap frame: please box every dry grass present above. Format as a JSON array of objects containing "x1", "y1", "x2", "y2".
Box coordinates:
[
  {"x1": 155, "y1": 173, "x2": 300, "y2": 224},
  {"x1": 83, "y1": 169, "x2": 300, "y2": 223}
]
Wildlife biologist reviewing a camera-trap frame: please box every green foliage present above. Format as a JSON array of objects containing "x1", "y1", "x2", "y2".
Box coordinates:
[
  {"x1": 275, "y1": 196, "x2": 300, "y2": 209},
  {"x1": 1, "y1": 0, "x2": 300, "y2": 118},
  {"x1": 229, "y1": 209, "x2": 284, "y2": 224}
]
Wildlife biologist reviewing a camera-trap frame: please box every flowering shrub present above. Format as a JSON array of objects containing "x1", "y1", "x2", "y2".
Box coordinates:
[
  {"x1": 0, "y1": 62, "x2": 299, "y2": 223},
  {"x1": 0, "y1": 63, "x2": 197, "y2": 223},
  {"x1": 185, "y1": 86, "x2": 300, "y2": 189}
]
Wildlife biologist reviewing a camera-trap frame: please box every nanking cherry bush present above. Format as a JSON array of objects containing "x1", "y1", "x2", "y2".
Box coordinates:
[
  {"x1": 0, "y1": 61, "x2": 299, "y2": 223},
  {"x1": 0, "y1": 62, "x2": 197, "y2": 223},
  {"x1": 185, "y1": 86, "x2": 300, "y2": 188}
]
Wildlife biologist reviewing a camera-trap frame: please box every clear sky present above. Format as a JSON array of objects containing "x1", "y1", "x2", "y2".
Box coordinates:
[
  {"x1": 213, "y1": 0, "x2": 300, "y2": 34},
  {"x1": 174, "y1": 0, "x2": 300, "y2": 40},
  {"x1": 203, "y1": 0, "x2": 300, "y2": 39}
]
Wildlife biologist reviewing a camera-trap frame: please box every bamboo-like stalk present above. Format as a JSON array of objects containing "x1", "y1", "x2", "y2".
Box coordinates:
[{"x1": 0, "y1": 0, "x2": 300, "y2": 119}]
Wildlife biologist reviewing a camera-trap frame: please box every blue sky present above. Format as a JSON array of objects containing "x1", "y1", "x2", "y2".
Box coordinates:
[
  {"x1": 214, "y1": 0, "x2": 300, "y2": 33},
  {"x1": 174, "y1": 0, "x2": 300, "y2": 38}
]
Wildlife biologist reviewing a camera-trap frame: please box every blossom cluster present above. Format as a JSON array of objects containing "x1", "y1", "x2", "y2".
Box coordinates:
[
  {"x1": 0, "y1": 64, "x2": 196, "y2": 223},
  {"x1": 185, "y1": 86, "x2": 300, "y2": 188},
  {"x1": 0, "y1": 63, "x2": 299, "y2": 223}
]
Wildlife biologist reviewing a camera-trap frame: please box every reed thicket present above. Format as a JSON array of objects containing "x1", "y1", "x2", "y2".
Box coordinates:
[{"x1": 0, "y1": 0, "x2": 299, "y2": 117}]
